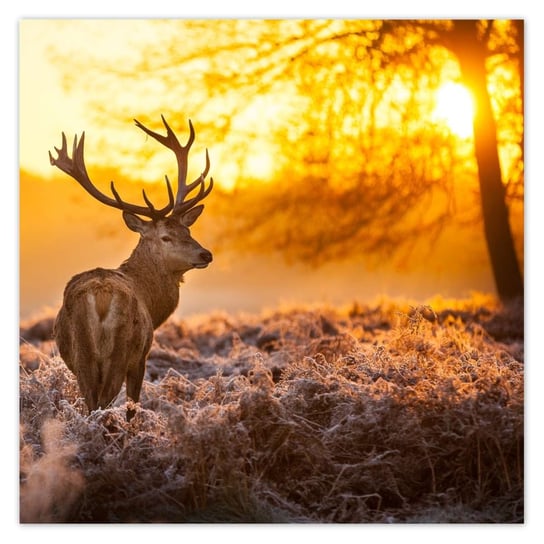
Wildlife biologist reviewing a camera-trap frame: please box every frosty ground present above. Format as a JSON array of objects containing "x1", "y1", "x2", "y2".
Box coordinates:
[{"x1": 19, "y1": 295, "x2": 523, "y2": 523}]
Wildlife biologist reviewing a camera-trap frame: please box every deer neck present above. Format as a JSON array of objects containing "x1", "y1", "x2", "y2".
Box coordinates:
[{"x1": 118, "y1": 244, "x2": 182, "y2": 329}]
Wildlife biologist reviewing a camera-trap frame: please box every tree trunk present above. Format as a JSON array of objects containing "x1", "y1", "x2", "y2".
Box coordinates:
[{"x1": 447, "y1": 20, "x2": 523, "y2": 302}]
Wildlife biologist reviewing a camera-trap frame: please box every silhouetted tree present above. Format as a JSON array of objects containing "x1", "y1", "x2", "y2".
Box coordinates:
[{"x1": 440, "y1": 20, "x2": 523, "y2": 300}]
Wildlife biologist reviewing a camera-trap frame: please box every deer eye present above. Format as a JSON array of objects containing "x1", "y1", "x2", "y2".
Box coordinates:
[{"x1": 161, "y1": 235, "x2": 172, "y2": 243}]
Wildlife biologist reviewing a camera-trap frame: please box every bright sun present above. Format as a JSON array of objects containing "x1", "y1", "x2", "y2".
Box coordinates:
[{"x1": 433, "y1": 82, "x2": 475, "y2": 139}]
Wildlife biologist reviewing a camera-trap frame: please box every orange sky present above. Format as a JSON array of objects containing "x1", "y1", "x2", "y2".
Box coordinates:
[{"x1": 19, "y1": 20, "x2": 134, "y2": 179}]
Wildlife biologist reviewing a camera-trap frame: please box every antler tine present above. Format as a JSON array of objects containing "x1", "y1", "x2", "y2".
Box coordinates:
[
  {"x1": 134, "y1": 115, "x2": 191, "y2": 150},
  {"x1": 73, "y1": 131, "x2": 83, "y2": 169},
  {"x1": 134, "y1": 116, "x2": 212, "y2": 213},
  {"x1": 175, "y1": 176, "x2": 214, "y2": 215},
  {"x1": 142, "y1": 175, "x2": 174, "y2": 212},
  {"x1": 50, "y1": 130, "x2": 174, "y2": 220},
  {"x1": 181, "y1": 148, "x2": 210, "y2": 194}
]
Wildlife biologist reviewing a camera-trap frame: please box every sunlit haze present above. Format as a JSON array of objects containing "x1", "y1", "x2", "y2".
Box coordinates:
[
  {"x1": 433, "y1": 82, "x2": 475, "y2": 138},
  {"x1": 19, "y1": 19, "x2": 523, "y2": 320},
  {"x1": 20, "y1": 20, "x2": 94, "y2": 178}
]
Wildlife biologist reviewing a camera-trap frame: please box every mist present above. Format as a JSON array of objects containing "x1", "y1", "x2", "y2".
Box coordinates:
[{"x1": 20, "y1": 170, "x2": 496, "y2": 321}]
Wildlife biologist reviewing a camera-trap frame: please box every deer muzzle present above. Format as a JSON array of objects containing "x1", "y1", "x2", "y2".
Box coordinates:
[{"x1": 193, "y1": 249, "x2": 213, "y2": 269}]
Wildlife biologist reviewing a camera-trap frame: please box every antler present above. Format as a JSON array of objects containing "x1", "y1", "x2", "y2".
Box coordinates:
[
  {"x1": 49, "y1": 132, "x2": 175, "y2": 220},
  {"x1": 133, "y1": 115, "x2": 213, "y2": 216},
  {"x1": 49, "y1": 116, "x2": 213, "y2": 220}
]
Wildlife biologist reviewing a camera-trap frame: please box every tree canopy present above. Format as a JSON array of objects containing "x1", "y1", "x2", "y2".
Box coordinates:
[{"x1": 49, "y1": 19, "x2": 524, "y2": 299}]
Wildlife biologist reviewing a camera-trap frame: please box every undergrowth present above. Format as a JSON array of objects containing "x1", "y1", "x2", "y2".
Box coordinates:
[{"x1": 19, "y1": 294, "x2": 524, "y2": 523}]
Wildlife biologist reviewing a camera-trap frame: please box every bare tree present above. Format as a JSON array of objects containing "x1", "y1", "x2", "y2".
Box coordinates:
[{"x1": 439, "y1": 20, "x2": 523, "y2": 300}]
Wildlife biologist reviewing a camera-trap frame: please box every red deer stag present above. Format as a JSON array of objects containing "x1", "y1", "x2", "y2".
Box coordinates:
[{"x1": 49, "y1": 115, "x2": 213, "y2": 419}]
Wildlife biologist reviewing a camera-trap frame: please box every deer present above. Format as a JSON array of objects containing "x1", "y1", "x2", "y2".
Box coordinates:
[{"x1": 49, "y1": 115, "x2": 213, "y2": 420}]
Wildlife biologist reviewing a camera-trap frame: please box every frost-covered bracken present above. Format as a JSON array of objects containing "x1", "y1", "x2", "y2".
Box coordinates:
[{"x1": 19, "y1": 295, "x2": 523, "y2": 523}]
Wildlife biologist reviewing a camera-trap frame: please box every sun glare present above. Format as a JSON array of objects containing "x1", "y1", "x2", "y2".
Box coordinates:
[{"x1": 433, "y1": 82, "x2": 475, "y2": 139}]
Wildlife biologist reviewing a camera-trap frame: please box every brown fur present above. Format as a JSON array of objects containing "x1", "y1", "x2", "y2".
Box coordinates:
[
  {"x1": 54, "y1": 212, "x2": 212, "y2": 418},
  {"x1": 50, "y1": 116, "x2": 213, "y2": 419},
  {"x1": 93, "y1": 288, "x2": 114, "y2": 322}
]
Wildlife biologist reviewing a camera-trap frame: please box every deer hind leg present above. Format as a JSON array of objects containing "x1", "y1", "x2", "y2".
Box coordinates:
[
  {"x1": 96, "y1": 353, "x2": 128, "y2": 410},
  {"x1": 64, "y1": 307, "x2": 105, "y2": 413},
  {"x1": 125, "y1": 314, "x2": 153, "y2": 421},
  {"x1": 125, "y1": 354, "x2": 147, "y2": 421},
  {"x1": 75, "y1": 290, "x2": 122, "y2": 411}
]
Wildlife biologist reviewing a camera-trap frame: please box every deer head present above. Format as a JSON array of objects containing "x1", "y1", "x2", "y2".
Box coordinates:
[{"x1": 49, "y1": 115, "x2": 213, "y2": 273}]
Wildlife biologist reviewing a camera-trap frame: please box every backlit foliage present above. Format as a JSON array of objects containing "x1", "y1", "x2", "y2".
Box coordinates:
[{"x1": 47, "y1": 19, "x2": 523, "y2": 267}]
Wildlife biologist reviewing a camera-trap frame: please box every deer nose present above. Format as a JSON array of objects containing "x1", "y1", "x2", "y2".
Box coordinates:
[{"x1": 200, "y1": 249, "x2": 213, "y2": 263}]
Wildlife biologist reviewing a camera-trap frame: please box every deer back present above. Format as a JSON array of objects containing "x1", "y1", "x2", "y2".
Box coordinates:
[{"x1": 54, "y1": 268, "x2": 153, "y2": 411}]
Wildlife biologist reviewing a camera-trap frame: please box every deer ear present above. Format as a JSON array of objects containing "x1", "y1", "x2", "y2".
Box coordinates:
[
  {"x1": 123, "y1": 212, "x2": 151, "y2": 234},
  {"x1": 181, "y1": 205, "x2": 204, "y2": 227}
]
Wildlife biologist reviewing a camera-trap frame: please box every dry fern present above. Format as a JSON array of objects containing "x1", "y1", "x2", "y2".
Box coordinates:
[{"x1": 19, "y1": 295, "x2": 523, "y2": 522}]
